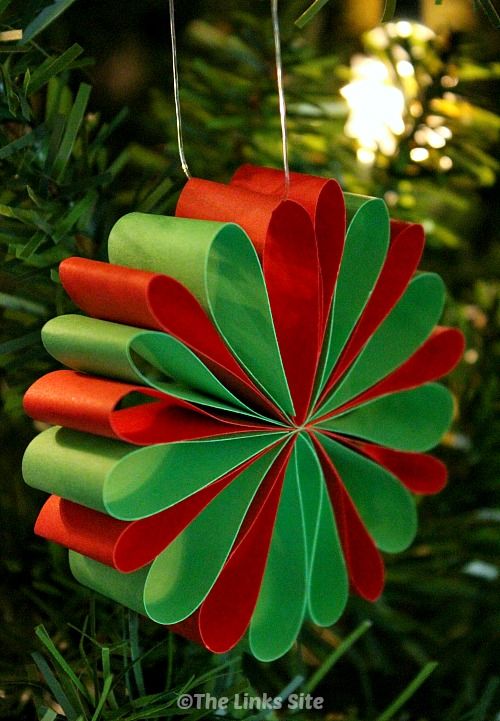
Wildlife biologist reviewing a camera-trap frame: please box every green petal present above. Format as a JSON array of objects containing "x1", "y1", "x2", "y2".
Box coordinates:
[
  {"x1": 319, "y1": 434, "x2": 417, "y2": 552},
  {"x1": 296, "y1": 434, "x2": 348, "y2": 626},
  {"x1": 317, "y1": 273, "x2": 445, "y2": 416},
  {"x1": 143, "y1": 445, "x2": 284, "y2": 623},
  {"x1": 314, "y1": 197, "x2": 389, "y2": 398},
  {"x1": 318, "y1": 383, "x2": 454, "y2": 452},
  {"x1": 23, "y1": 426, "x2": 130, "y2": 514},
  {"x1": 23, "y1": 426, "x2": 286, "y2": 519},
  {"x1": 108, "y1": 213, "x2": 294, "y2": 416},
  {"x1": 69, "y1": 551, "x2": 149, "y2": 615},
  {"x1": 42, "y1": 314, "x2": 140, "y2": 383},
  {"x1": 249, "y1": 442, "x2": 307, "y2": 661},
  {"x1": 42, "y1": 315, "x2": 268, "y2": 420}
]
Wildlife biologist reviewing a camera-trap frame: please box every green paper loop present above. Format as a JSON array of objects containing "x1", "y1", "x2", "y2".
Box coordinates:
[
  {"x1": 42, "y1": 314, "x2": 267, "y2": 419},
  {"x1": 143, "y1": 446, "x2": 284, "y2": 624},
  {"x1": 296, "y1": 434, "x2": 348, "y2": 626},
  {"x1": 70, "y1": 552, "x2": 149, "y2": 615},
  {"x1": 317, "y1": 273, "x2": 445, "y2": 416},
  {"x1": 319, "y1": 383, "x2": 454, "y2": 452},
  {"x1": 42, "y1": 314, "x2": 140, "y2": 384},
  {"x1": 23, "y1": 427, "x2": 286, "y2": 520},
  {"x1": 108, "y1": 213, "x2": 294, "y2": 416},
  {"x1": 249, "y1": 443, "x2": 308, "y2": 661},
  {"x1": 23, "y1": 426, "x2": 131, "y2": 514},
  {"x1": 319, "y1": 434, "x2": 417, "y2": 552},
  {"x1": 315, "y1": 197, "x2": 389, "y2": 397}
]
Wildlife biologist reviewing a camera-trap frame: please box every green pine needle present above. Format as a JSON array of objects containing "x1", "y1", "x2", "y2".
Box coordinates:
[{"x1": 375, "y1": 662, "x2": 439, "y2": 721}]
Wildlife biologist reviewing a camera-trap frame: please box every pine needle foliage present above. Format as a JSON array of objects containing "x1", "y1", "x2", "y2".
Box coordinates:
[{"x1": 0, "y1": 2, "x2": 499, "y2": 720}]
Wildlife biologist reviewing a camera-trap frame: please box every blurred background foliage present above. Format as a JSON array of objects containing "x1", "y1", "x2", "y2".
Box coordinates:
[{"x1": 0, "y1": 1, "x2": 499, "y2": 720}]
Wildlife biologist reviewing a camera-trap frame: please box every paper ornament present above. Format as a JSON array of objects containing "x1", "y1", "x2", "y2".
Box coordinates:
[{"x1": 22, "y1": 164, "x2": 464, "y2": 661}]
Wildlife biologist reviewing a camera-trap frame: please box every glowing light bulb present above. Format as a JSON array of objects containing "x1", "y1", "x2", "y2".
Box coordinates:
[
  {"x1": 410, "y1": 147, "x2": 429, "y2": 162},
  {"x1": 439, "y1": 156, "x2": 453, "y2": 170},
  {"x1": 341, "y1": 57, "x2": 406, "y2": 160},
  {"x1": 397, "y1": 60, "x2": 414, "y2": 77},
  {"x1": 357, "y1": 148, "x2": 376, "y2": 165}
]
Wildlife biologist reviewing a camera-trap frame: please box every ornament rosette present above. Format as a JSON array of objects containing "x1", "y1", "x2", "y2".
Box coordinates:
[{"x1": 22, "y1": 164, "x2": 464, "y2": 661}]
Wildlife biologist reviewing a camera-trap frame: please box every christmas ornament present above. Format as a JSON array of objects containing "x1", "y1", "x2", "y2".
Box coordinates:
[{"x1": 23, "y1": 164, "x2": 464, "y2": 661}]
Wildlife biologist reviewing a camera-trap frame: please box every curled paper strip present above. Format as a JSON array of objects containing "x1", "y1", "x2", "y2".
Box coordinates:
[{"x1": 23, "y1": 164, "x2": 464, "y2": 661}]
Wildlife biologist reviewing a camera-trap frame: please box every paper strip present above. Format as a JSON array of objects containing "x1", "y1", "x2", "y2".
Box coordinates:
[
  {"x1": 24, "y1": 370, "x2": 271, "y2": 444},
  {"x1": 249, "y1": 443, "x2": 308, "y2": 662},
  {"x1": 313, "y1": 435, "x2": 385, "y2": 601},
  {"x1": 261, "y1": 200, "x2": 321, "y2": 421},
  {"x1": 318, "y1": 434, "x2": 417, "y2": 553},
  {"x1": 341, "y1": 441, "x2": 448, "y2": 494},
  {"x1": 315, "y1": 197, "x2": 390, "y2": 397},
  {"x1": 230, "y1": 164, "x2": 346, "y2": 331},
  {"x1": 196, "y1": 444, "x2": 293, "y2": 652},
  {"x1": 319, "y1": 383, "x2": 454, "y2": 452},
  {"x1": 296, "y1": 434, "x2": 348, "y2": 626}
]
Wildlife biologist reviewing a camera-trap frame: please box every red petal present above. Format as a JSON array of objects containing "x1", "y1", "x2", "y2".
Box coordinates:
[
  {"x1": 231, "y1": 164, "x2": 345, "y2": 331},
  {"x1": 263, "y1": 201, "x2": 321, "y2": 422},
  {"x1": 345, "y1": 440, "x2": 448, "y2": 494},
  {"x1": 24, "y1": 370, "x2": 269, "y2": 444},
  {"x1": 176, "y1": 178, "x2": 279, "y2": 255}
]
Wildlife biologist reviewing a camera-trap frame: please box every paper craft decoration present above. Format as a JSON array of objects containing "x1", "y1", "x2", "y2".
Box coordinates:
[{"x1": 22, "y1": 164, "x2": 464, "y2": 661}]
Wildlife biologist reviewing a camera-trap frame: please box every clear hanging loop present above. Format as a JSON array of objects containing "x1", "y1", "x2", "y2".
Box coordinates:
[
  {"x1": 168, "y1": 0, "x2": 289, "y2": 188},
  {"x1": 271, "y1": 0, "x2": 290, "y2": 197},
  {"x1": 168, "y1": 0, "x2": 191, "y2": 179}
]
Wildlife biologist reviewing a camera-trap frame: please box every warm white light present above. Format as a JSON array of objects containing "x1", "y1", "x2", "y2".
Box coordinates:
[
  {"x1": 396, "y1": 21, "x2": 412, "y2": 38},
  {"x1": 427, "y1": 129, "x2": 446, "y2": 148},
  {"x1": 427, "y1": 114, "x2": 445, "y2": 127},
  {"x1": 357, "y1": 148, "x2": 376, "y2": 165},
  {"x1": 410, "y1": 147, "x2": 429, "y2": 162},
  {"x1": 436, "y1": 125, "x2": 452, "y2": 139},
  {"x1": 463, "y1": 349, "x2": 479, "y2": 364},
  {"x1": 397, "y1": 60, "x2": 414, "y2": 77},
  {"x1": 341, "y1": 57, "x2": 406, "y2": 159},
  {"x1": 439, "y1": 155, "x2": 453, "y2": 170},
  {"x1": 414, "y1": 128, "x2": 428, "y2": 145}
]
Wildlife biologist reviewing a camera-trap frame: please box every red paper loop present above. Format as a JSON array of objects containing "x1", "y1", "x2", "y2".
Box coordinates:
[
  {"x1": 176, "y1": 178, "x2": 281, "y2": 255},
  {"x1": 24, "y1": 370, "x2": 271, "y2": 445},
  {"x1": 352, "y1": 442, "x2": 447, "y2": 494},
  {"x1": 263, "y1": 200, "x2": 321, "y2": 422},
  {"x1": 231, "y1": 164, "x2": 346, "y2": 328}
]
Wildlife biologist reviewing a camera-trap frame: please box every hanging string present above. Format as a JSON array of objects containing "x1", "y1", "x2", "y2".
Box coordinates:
[
  {"x1": 168, "y1": 0, "x2": 191, "y2": 179},
  {"x1": 270, "y1": 0, "x2": 290, "y2": 196}
]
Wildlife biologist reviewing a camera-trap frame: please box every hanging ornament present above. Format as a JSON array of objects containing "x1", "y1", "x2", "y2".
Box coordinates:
[{"x1": 22, "y1": 164, "x2": 464, "y2": 661}]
